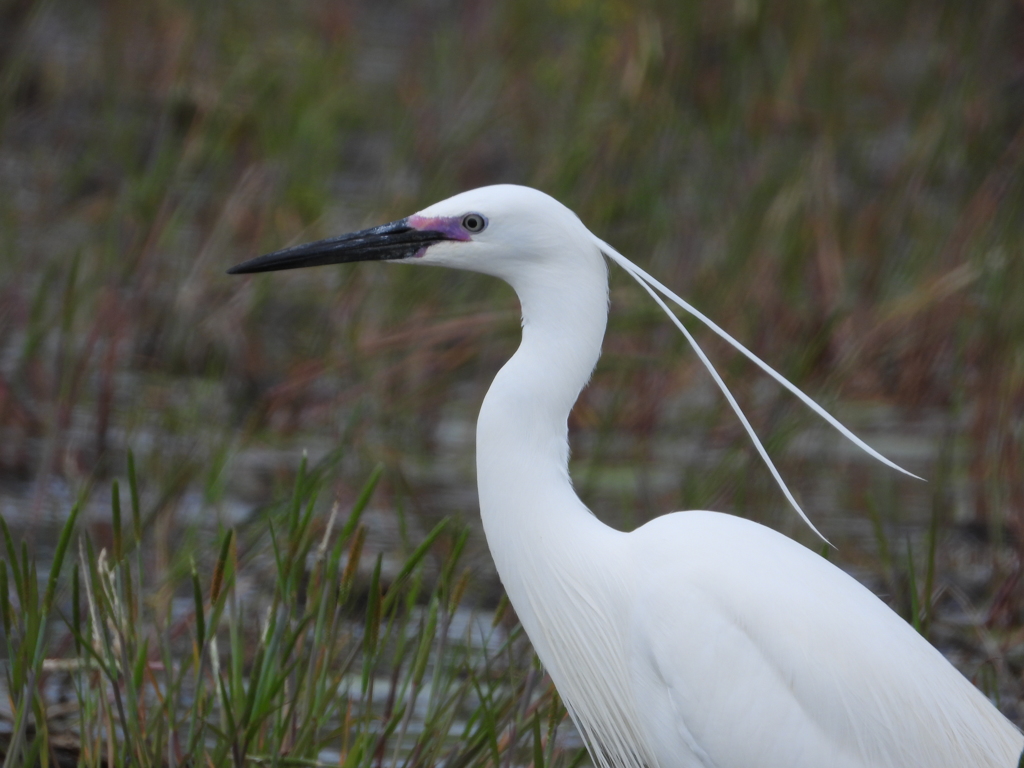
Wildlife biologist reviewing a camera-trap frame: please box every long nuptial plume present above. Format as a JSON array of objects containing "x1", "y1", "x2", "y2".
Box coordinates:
[{"x1": 592, "y1": 236, "x2": 924, "y2": 543}]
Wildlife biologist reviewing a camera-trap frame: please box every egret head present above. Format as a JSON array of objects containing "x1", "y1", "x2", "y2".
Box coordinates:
[{"x1": 227, "y1": 184, "x2": 595, "y2": 283}]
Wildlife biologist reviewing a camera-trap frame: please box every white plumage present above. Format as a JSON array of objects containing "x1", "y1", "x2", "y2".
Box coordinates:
[{"x1": 230, "y1": 184, "x2": 1023, "y2": 767}]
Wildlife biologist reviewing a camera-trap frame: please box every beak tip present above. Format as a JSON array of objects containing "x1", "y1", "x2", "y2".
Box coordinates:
[{"x1": 227, "y1": 258, "x2": 263, "y2": 275}]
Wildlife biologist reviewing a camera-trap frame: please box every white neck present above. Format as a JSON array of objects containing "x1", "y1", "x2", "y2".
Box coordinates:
[
  {"x1": 474, "y1": 246, "x2": 652, "y2": 768},
  {"x1": 474, "y1": 238, "x2": 623, "y2": 631},
  {"x1": 476, "y1": 248, "x2": 611, "y2": 582}
]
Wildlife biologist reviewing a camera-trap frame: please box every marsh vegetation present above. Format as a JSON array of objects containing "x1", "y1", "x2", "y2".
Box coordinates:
[{"x1": 1, "y1": 0, "x2": 1023, "y2": 763}]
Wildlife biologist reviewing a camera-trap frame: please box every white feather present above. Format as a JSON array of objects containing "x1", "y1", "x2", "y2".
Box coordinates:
[
  {"x1": 599, "y1": 239, "x2": 828, "y2": 542},
  {"x1": 594, "y1": 237, "x2": 924, "y2": 481}
]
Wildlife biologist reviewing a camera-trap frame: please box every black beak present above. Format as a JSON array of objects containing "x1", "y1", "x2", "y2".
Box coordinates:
[{"x1": 226, "y1": 219, "x2": 450, "y2": 275}]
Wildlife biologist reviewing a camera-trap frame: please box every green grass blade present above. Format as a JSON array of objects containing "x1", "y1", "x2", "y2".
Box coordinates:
[
  {"x1": 339, "y1": 463, "x2": 383, "y2": 542},
  {"x1": 43, "y1": 499, "x2": 80, "y2": 615},
  {"x1": 381, "y1": 517, "x2": 449, "y2": 614},
  {"x1": 111, "y1": 480, "x2": 123, "y2": 562},
  {"x1": 905, "y1": 539, "x2": 922, "y2": 634}
]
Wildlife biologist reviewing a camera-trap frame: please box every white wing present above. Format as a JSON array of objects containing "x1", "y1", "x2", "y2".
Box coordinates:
[{"x1": 624, "y1": 512, "x2": 1023, "y2": 768}]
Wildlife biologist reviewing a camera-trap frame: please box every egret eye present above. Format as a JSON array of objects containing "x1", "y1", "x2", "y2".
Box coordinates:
[{"x1": 461, "y1": 213, "x2": 487, "y2": 234}]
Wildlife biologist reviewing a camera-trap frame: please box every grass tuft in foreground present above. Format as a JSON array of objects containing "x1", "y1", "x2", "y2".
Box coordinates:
[{"x1": 0, "y1": 455, "x2": 585, "y2": 768}]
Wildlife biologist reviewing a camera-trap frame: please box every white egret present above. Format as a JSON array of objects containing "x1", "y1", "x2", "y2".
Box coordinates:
[{"x1": 229, "y1": 185, "x2": 1023, "y2": 767}]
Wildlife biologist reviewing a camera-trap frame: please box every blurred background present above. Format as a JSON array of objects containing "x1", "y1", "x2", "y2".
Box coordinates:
[{"x1": 1, "y1": 0, "x2": 1023, "y2": 721}]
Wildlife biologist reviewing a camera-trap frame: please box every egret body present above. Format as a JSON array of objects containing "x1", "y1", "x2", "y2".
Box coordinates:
[{"x1": 229, "y1": 185, "x2": 1023, "y2": 767}]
